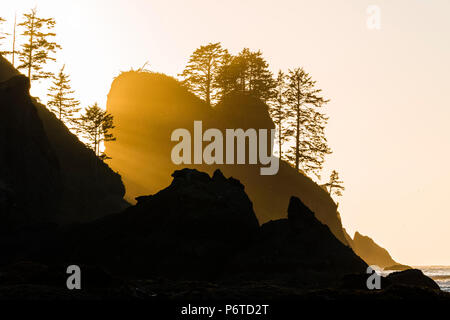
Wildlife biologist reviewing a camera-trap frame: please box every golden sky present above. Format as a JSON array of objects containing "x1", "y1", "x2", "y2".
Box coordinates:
[{"x1": 1, "y1": 0, "x2": 450, "y2": 265}]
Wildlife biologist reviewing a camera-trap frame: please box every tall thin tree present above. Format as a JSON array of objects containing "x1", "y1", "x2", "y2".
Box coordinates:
[
  {"x1": 269, "y1": 70, "x2": 289, "y2": 159},
  {"x1": 17, "y1": 8, "x2": 61, "y2": 81},
  {"x1": 0, "y1": 17, "x2": 9, "y2": 55},
  {"x1": 47, "y1": 65, "x2": 80, "y2": 125},
  {"x1": 11, "y1": 13, "x2": 16, "y2": 66},
  {"x1": 285, "y1": 67, "x2": 331, "y2": 177}
]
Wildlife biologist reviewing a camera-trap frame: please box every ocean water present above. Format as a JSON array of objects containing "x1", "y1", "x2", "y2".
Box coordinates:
[
  {"x1": 417, "y1": 266, "x2": 450, "y2": 292},
  {"x1": 379, "y1": 266, "x2": 450, "y2": 292}
]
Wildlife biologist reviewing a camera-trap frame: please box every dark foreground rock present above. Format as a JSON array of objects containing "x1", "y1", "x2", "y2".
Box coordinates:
[
  {"x1": 52, "y1": 169, "x2": 260, "y2": 279},
  {"x1": 385, "y1": 269, "x2": 440, "y2": 290},
  {"x1": 0, "y1": 167, "x2": 444, "y2": 300},
  {"x1": 0, "y1": 270, "x2": 447, "y2": 301},
  {"x1": 34, "y1": 169, "x2": 366, "y2": 286},
  {"x1": 227, "y1": 196, "x2": 368, "y2": 286},
  {"x1": 0, "y1": 75, "x2": 61, "y2": 224}
]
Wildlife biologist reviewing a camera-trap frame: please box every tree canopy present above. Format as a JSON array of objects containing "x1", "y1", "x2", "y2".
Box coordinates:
[
  {"x1": 17, "y1": 8, "x2": 61, "y2": 81},
  {"x1": 179, "y1": 42, "x2": 228, "y2": 106},
  {"x1": 47, "y1": 65, "x2": 80, "y2": 124}
]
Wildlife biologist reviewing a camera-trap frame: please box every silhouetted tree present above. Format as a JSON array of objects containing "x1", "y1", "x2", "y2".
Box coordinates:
[
  {"x1": 47, "y1": 65, "x2": 80, "y2": 125},
  {"x1": 269, "y1": 70, "x2": 289, "y2": 159},
  {"x1": 180, "y1": 42, "x2": 228, "y2": 106},
  {"x1": 76, "y1": 103, "x2": 115, "y2": 159},
  {"x1": 216, "y1": 48, "x2": 274, "y2": 101},
  {"x1": 285, "y1": 67, "x2": 331, "y2": 177},
  {"x1": 324, "y1": 170, "x2": 345, "y2": 198},
  {"x1": 17, "y1": 8, "x2": 61, "y2": 81},
  {"x1": 11, "y1": 13, "x2": 17, "y2": 66},
  {"x1": 0, "y1": 17, "x2": 8, "y2": 55}
]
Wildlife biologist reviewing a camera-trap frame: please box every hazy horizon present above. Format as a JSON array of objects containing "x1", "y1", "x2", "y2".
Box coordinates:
[{"x1": 1, "y1": 0, "x2": 449, "y2": 266}]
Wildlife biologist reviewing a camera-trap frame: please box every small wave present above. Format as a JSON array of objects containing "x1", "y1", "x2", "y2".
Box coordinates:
[{"x1": 431, "y1": 275, "x2": 450, "y2": 280}]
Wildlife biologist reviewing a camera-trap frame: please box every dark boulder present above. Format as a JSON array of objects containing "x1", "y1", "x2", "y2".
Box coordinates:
[
  {"x1": 227, "y1": 196, "x2": 368, "y2": 286},
  {"x1": 339, "y1": 268, "x2": 440, "y2": 292},
  {"x1": 385, "y1": 269, "x2": 440, "y2": 290}
]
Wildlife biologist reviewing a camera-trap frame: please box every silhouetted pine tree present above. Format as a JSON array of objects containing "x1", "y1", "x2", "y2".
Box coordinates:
[
  {"x1": 0, "y1": 17, "x2": 9, "y2": 55},
  {"x1": 76, "y1": 103, "x2": 115, "y2": 159},
  {"x1": 17, "y1": 8, "x2": 60, "y2": 81},
  {"x1": 269, "y1": 70, "x2": 289, "y2": 159},
  {"x1": 47, "y1": 65, "x2": 80, "y2": 126},
  {"x1": 180, "y1": 42, "x2": 228, "y2": 106},
  {"x1": 324, "y1": 170, "x2": 345, "y2": 198},
  {"x1": 216, "y1": 48, "x2": 275, "y2": 102},
  {"x1": 285, "y1": 67, "x2": 331, "y2": 178}
]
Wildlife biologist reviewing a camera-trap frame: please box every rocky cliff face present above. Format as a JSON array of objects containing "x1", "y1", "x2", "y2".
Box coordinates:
[
  {"x1": 0, "y1": 55, "x2": 127, "y2": 225},
  {"x1": 105, "y1": 71, "x2": 348, "y2": 244},
  {"x1": 228, "y1": 196, "x2": 368, "y2": 285},
  {"x1": 33, "y1": 101, "x2": 128, "y2": 224},
  {"x1": 0, "y1": 75, "x2": 61, "y2": 225},
  {"x1": 351, "y1": 231, "x2": 397, "y2": 268}
]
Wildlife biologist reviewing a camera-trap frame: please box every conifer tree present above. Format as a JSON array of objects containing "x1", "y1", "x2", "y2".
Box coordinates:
[
  {"x1": 324, "y1": 170, "x2": 345, "y2": 198},
  {"x1": 180, "y1": 42, "x2": 227, "y2": 106},
  {"x1": 0, "y1": 17, "x2": 9, "y2": 55},
  {"x1": 216, "y1": 48, "x2": 274, "y2": 102},
  {"x1": 17, "y1": 8, "x2": 61, "y2": 81},
  {"x1": 269, "y1": 70, "x2": 289, "y2": 159},
  {"x1": 47, "y1": 65, "x2": 80, "y2": 125},
  {"x1": 76, "y1": 103, "x2": 115, "y2": 159},
  {"x1": 285, "y1": 67, "x2": 331, "y2": 178}
]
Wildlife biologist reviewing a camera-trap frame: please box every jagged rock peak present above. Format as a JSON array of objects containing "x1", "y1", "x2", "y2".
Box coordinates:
[
  {"x1": 287, "y1": 196, "x2": 316, "y2": 223},
  {"x1": 169, "y1": 168, "x2": 245, "y2": 190}
]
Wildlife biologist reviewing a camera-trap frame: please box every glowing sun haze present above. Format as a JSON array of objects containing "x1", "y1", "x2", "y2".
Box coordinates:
[{"x1": 1, "y1": 0, "x2": 450, "y2": 265}]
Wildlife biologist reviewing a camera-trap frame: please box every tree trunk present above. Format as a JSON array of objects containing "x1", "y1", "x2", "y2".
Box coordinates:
[
  {"x1": 12, "y1": 13, "x2": 16, "y2": 67},
  {"x1": 295, "y1": 104, "x2": 299, "y2": 170},
  {"x1": 27, "y1": 15, "x2": 35, "y2": 81},
  {"x1": 278, "y1": 111, "x2": 282, "y2": 160}
]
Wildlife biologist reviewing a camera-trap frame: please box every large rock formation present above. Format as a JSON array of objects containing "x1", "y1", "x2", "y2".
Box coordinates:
[
  {"x1": 351, "y1": 231, "x2": 397, "y2": 268},
  {"x1": 45, "y1": 169, "x2": 366, "y2": 285},
  {"x1": 0, "y1": 168, "x2": 442, "y2": 299},
  {"x1": 33, "y1": 101, "x2": 128, "y2": 224},
  {"x1": 0, "y1": 75, "x2": 61, "y2": 224},
  {"x1": 228, "y1": 196, "x2": 368, "y2": 285},
  {"x1": 54, "y1": 169, "x2": 260, "y2": 279},
  {"x1": 0, "y1": 55, "x2": 127, "y2": 225},
  {"x1": 105, "y1": 71, "x2": 348, "y2": 244}
]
